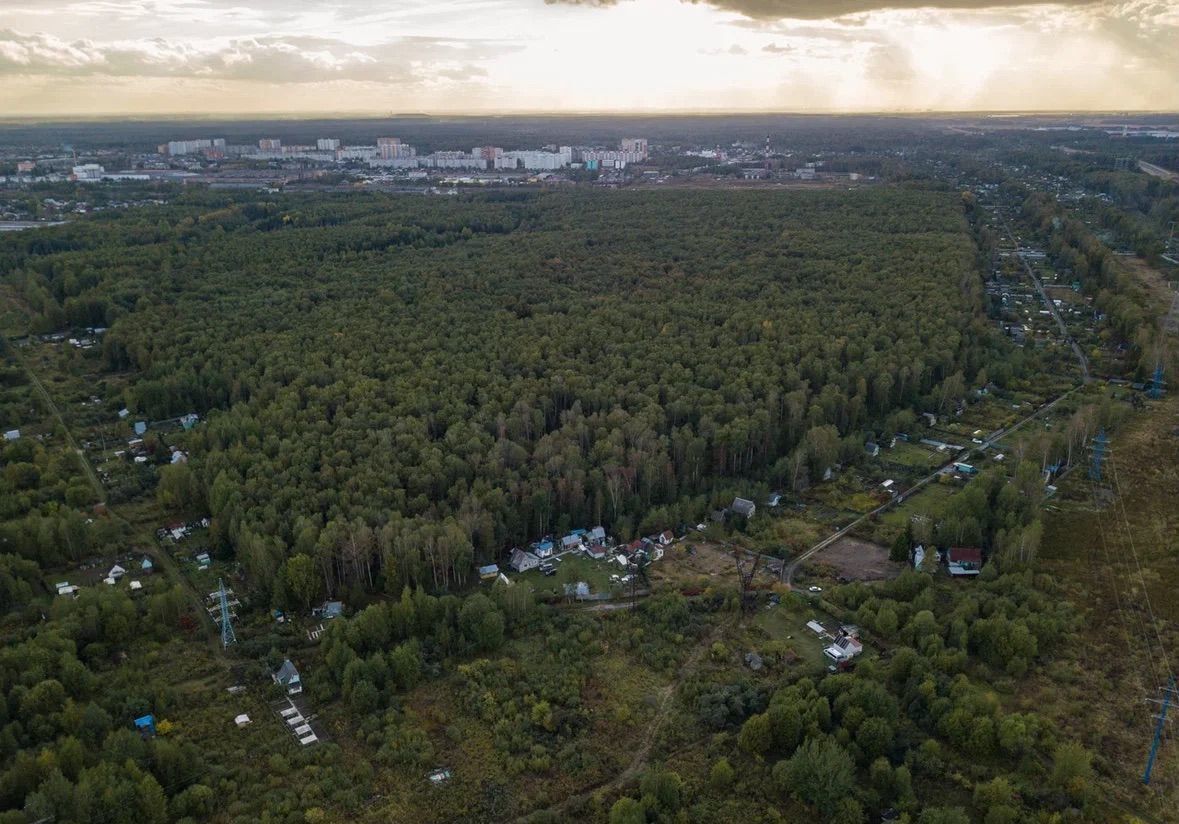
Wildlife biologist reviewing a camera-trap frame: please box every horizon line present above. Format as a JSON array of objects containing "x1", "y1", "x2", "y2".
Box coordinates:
[{"x1": 2, "y1": 108, "x2": 1179, "y2": 124}]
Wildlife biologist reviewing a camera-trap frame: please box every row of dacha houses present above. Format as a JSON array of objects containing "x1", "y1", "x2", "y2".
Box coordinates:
[{"x1": 479, "y1": 525, "x2": 676, "y2": 578}]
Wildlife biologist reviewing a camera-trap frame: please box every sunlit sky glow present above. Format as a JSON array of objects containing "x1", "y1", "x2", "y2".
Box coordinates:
[{"x1": 0, "y1": 0, "x2": 1175, "y2": 115}]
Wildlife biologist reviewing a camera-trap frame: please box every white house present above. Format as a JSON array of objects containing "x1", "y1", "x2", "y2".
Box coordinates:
[
  {"x1": 108, "y1": 564, "x2": 126, "y2": 580},
  {"x1": 824, "y1": 631, "x2": 864, "y2": 662},
  {"x1": 912, "y1": 545, "x2": 926, "y2": 570}
]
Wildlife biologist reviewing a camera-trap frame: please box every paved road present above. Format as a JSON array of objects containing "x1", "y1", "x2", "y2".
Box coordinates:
[
  {"x1": 781, "y1": 385, "x2": 1083, "y2": 585},
  {"x1": 1137, "y1": 160, "x2": 1178, "y2": 182},
  {"x1": 999, "y1": 216, "x2": 1091, "y2": 383}
]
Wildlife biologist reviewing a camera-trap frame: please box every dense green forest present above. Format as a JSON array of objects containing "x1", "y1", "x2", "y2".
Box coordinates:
[
  {"x1": 1, "y1": 188, "x2": 1022, "y2": 596},
  {"x1": 0, "y1": 173, "x2": 1173, "y2": 823}
]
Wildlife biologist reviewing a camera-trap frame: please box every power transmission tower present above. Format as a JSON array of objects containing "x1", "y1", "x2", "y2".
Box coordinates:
[
  {"x1": 1143, "y1": 675, "x2": 1177, "y2": 785},
  {"x1": 218, "y1": 578, "x2": 237, "y2": 648},
  {"x1": 733, "y1": 549, "x2": 762, "y2": 613},
  {"x1": 1148, "y1": 361, "x2": 1166, "y2": 400},
  {"x1": 1089, "y1": 430, "x2": 1110, "y2": 482}
]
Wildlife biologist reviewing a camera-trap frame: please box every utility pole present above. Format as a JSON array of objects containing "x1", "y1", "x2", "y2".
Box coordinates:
[{"x1": 1143, "y1": 675, "x2": 1177, "y2": 785}]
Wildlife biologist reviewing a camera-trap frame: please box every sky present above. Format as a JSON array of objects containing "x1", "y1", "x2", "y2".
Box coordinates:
[{"x1": 0, "y1": 0, "x2": 1176, "y2": 115}]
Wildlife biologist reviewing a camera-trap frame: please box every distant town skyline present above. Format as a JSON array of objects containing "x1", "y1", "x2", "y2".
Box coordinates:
[{"x1": 0, "y1": 0, "x2": 1176, "y2": 116}]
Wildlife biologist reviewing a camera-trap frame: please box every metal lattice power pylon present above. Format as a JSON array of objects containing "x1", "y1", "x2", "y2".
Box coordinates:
[
  {"x1": 218, "y1": 578, "x2": 237, "y2": 648},
  {"x1": 1089, "y1": 430, "x2": 1110, "y2": 482}
]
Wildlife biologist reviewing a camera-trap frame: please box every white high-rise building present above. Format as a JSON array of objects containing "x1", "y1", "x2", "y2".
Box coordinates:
[
  {"x1": 621, "y1": 138, "x2": 648, "y2": 159},
  {"x1": 502, "y1": 147, "x2": 572, "y2": 170},
  {"x1": 166, "y1": 138, "x2": 222, "y2": 156},
  {"x1": 317, "y1": 138, "x2": 341, "y2": 151},
  {"x1": 377, "y1": 138, "x2": 416, "y2": 160}
]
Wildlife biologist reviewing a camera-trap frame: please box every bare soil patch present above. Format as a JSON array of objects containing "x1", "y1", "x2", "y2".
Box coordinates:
[{"x1": 812, "y1": 536, "x2": 903, "y2": 582}]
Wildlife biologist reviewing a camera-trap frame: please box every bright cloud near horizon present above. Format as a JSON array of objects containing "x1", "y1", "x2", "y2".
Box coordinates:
[{"x1": 0, "y1": 0, "x2": 1175, "y2": 115}]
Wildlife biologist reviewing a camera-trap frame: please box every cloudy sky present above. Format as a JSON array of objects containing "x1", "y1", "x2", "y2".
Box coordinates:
[{"x1": 0, "y1": 0, "x2": 1175, "y2": 115}]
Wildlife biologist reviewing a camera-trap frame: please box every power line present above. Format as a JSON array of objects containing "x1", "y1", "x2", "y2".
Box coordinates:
[
  {"x1": 1108, "y1": 456, "x2": 1173, "y2": 681},
  {"x1": 1144, "y1": 676, "x2": 1177, "y2": 785}
]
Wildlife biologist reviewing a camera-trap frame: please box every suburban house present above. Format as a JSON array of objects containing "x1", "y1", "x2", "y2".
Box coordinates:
[
  {"x1": 731, "y1": 497, "x2": 756, "y2": 518},
  {"x1": 766, "y1": 492, "x2": 783, "y2": 508},
  {"x1": 947, "y1": 547, "x2": 983, "y2": 576},
  {"x1": 274, "y1": 659, "x2": 302, "y2": 695},
  {"x1": 478, "y1": 563, "x2": 500, "y2": 581},
  {"x1": 658, "y1": 530, "x2": 674, "y2": 546},
  {"x1": 912, "y1": 545, "x2": 926, "y2": 570},
  {"x1": 865, "y1": 441, "x2": 880, "y2": 458},
  {"x1": 824, "y1": 629, "x2": 864, "y2": 662},
  {"x1": 3, "y1": 429, "x2": 19, "y2": 441},
  {"x1": 133, "y1": 421, "x2": 147, "y2": 436},
  {"x1": 316, "y1": 601, "x2": 344, "y2": 619},
  {"x1": 141, "y1": 557, "x2": 154, "y2": 574},
  {"x1": 952, "y1": 462, "x2": 978, "y2": 476},
  {"x1": 589, "y1": 526, "x2": 608, "y2": 545},
  {"x1": 532, "y1": 540, "x2": 555, "y2": 559},
  {"x1": 108, "y1": 564, "x2": 126, "y2": 580},
  {"x1": 55, "y1": 582, "x2": 80, "y2": 598},
  {"x1": 510, "y1": 548, "x2": 540, "y2": 573},
  {"x1": 561, "y1": 534, "x2": 582, "y2": 552},
  {"x1": 585, "y1": 543, "x2": 609, "y2": 560}
]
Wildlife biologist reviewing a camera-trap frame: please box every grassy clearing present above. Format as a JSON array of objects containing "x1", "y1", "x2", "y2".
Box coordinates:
[
  {"x1": 1028, "y1": 394, "x2": 1179, "y2": 818},
  {"x1": 510, "y1": 551, "x2": 621, "y2": 598},
  {"x1": 883, "y1": 441, "x2": 943, "y2": 469}
]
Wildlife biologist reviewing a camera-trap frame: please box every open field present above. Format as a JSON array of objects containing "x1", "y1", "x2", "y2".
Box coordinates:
[
  {"x1": 1030, "y1": 393, "x2": 1179, "y2": 817},
  {"x1": 806, "y1": 536, "x2": 903, "y2": 583}
]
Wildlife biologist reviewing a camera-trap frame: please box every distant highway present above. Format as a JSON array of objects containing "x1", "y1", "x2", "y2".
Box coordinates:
[{"x1": 1138, "y1": 160, "x2": 1178, "y2": 182}]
